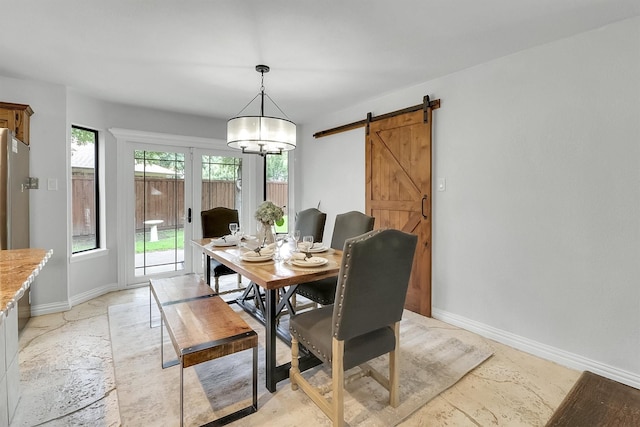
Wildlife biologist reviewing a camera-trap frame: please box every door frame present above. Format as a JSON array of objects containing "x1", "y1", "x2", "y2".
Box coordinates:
[{"x1": 112, "y1": 128, "x2": 260, "y2": 287}]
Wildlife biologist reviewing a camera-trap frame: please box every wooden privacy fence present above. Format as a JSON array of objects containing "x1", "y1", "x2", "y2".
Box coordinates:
[
  {"x1": 71, "y1": 176, "x2": 97, "y2": 236},
  {"x1": 71, "y1": 177, "x2": 288, "y2": 235}
]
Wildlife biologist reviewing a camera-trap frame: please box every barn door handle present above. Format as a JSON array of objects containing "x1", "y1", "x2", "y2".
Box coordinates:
[
  {"x1": 421, "y1": 195, "x2": 428, "y2": 219},
  {"x1": 187, "y1": 208, "x2": 192, "y2": 223}
]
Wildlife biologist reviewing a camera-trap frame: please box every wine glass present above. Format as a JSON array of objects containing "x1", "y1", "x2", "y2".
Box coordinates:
[
  {"x1": 274, "y1": 234, "x2": 286, "y2": 261},
  {"x1": 302, "y1": 235, "x2": 314, "y2": 253},
  {"x1": 293, "y1": 230, "x2": 301, "y2": 251},
  {"x1": 228, "y1": 222, "x2": 238, "y2": 237}
]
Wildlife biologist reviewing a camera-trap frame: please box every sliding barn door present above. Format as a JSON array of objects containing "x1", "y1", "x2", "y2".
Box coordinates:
[{"x1": 366, "y1": 109, "x2": 432, "y2": 316}]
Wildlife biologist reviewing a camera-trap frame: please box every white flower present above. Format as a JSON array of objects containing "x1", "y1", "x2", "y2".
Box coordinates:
[{"x1": 254, "y1": 201, "x2": 284, "y2": 225}]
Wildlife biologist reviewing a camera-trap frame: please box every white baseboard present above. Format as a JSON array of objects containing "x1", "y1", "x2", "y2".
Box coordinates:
[
  {"x1": 31, "y1": 283, "x2": 120, "y2": 316},
  {"x1": 31, "y1": 301, "x2": 71, "y2": 316},
  {"x1": 69, "y1": 283, "x2": 121, "y2": 307},
  {"x1": 432, "y1": 308, "x2": 640, "y2": 390}
]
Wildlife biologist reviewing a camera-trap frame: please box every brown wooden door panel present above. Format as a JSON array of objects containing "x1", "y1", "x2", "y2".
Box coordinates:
[{"x1": 366, "y1": 109, "x2": 432, "y2": 316}]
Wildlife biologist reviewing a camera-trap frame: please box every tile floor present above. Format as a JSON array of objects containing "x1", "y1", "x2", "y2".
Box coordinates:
[{"x1": 11, "y1": 277, "x2": 580, "y2": 426}]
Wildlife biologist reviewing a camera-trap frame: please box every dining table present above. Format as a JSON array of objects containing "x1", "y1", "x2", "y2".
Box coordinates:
[{"x1": 191, "y1": 238, "x2": 343, "y2": 392}]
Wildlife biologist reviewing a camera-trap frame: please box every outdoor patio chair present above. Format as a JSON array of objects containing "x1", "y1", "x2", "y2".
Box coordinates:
[{"x1": 289, "y1": 229, "x2": 418, "y2": 427}]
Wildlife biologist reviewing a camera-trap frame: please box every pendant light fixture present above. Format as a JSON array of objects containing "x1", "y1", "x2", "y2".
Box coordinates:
[{"x1": 227, "y1": 65, "x2": 296, "y2": 156}]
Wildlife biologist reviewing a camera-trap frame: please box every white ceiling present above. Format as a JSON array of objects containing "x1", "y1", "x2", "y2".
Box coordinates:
[{"x1": 2, "y1": 1, "x2": 638, "y2": 123}]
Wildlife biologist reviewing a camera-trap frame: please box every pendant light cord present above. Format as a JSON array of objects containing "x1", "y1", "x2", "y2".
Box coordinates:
[{"x1": 231, "y1": 67, "x2": 292, "y2": 120}]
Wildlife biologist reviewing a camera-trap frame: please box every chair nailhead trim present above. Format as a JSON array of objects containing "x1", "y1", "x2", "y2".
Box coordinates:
[
  {"x1": 290, "y1": 327, "x2": 331, "y2": 362},
  {"x1": 333, "y1": 229, "x2": 384, "y2": 338}
]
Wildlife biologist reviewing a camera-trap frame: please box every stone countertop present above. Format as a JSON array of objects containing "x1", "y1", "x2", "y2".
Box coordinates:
[{"x1": 0, "y1": 248, "x2": 53, "y2": 318}]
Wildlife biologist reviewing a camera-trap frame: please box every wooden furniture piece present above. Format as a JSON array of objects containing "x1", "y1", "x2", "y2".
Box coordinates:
[
  {"x1": 289, "y1": 229, "x2": 418, "y2": 427},
  {"x1": 191, "y1": 238, "x2": 343, "y2": 392},
  {"x1": 546, "y1": 371, "x2": 640, "y2": 426},
  {"x1": 148, "y1": 273, "x2": 215, "y2": 330},
  {"x1": 150, "y1": 276, "x2": 258, "y2": 426},
  {"x1": 201, "y1": 207, "x2": 243, "y2": 294},
  {"x1": 0, "y1": 248, "x2": 52, "y2": 425},
  {"x1": 0, "y1": 102, "x2": 34, "y2": 145}
]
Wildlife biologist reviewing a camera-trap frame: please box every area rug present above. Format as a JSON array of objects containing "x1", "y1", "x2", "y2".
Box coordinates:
[{"x1": 109, "y1": 301, "x2": 492, "y2": 426}]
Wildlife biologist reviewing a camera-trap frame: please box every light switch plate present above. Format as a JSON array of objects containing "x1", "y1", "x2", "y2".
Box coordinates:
[
  {"x1": 47, "y1": 178, "x2": 58, "y2": 191},
  {"x1": 437, "y1": 178, "x2": 446, "y2": 192}
]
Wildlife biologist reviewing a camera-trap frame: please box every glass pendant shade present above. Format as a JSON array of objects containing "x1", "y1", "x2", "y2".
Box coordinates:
[
  {"x1": 227, "y1": 65, "x2": 296, "y2": 156},
  {"x1": 227, "y1": 115, "x2": 296, "y2": 155}
]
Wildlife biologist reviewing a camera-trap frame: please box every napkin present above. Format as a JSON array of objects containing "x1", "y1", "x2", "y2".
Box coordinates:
[
  {"x1": 243, "y1": 246, "x2": 275, "y2": 257},
  {"x1": 302, "y1": 257, "x2": 326, "y2": 265},
  {"x1": 291, "y1": 252, "x2": 323, "y2": 261},
  {"x1": 291, "y1": 253, "x2": 325, "y2": 264},
  {"x1": 212, "y1": 235, "x2": 239, "y2": 245},
  {"x1": 298, "y1": 242, "x2": 324, "y2": 249}
]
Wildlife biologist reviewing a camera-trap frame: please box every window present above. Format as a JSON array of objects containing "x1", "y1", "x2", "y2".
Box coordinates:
[
  {"x1": 71, "y1": 125, "x2": 100, "y2": 253},
  {"x1": 201, "y1": 155, "x2": 242, "y2": 213},
  {"x1": 265, "y1": 154, "x2": 288, "y2": 232}
]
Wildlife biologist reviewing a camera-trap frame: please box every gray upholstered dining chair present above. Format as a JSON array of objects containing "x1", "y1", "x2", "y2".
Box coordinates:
[
  {"x1": 295, "y1": 211, "x2": 375, "y2": 305},
  {"x1": 294, "y1": 208, "x2": 326, "y2": 243},
  {"x1": 200, "y1": 207, "x2": 242, "y2": 294},
  {"x1": 289, "y1": 229, "x2": 417, "y2": 427}
]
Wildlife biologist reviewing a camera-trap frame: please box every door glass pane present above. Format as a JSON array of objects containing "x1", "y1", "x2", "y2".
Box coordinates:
[
  {"x1": 134, "y1": 150, "x2": 185, "y2": 276},
  {"x1": 201, "y1": 154, "x2": 242, "y2": 212},
  {"x1": 266, "y1": 154, "x2": 288, "y2": 232}
]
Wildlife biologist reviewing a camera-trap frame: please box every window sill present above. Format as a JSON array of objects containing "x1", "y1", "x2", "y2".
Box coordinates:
[{"x1": 71, "y1": 248, "x2": 110, "y2": 263}]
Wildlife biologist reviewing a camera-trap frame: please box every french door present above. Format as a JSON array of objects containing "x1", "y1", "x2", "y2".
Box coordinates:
[
  {"x1": 114, "y1": 129, "x2": 259, "y2": 287},
  {"x1": 128, "y1": 144, "x2": 192, "y2": 283},
  {"x1": 133, "y1": 147, "x2": 189, "y2": 278}
]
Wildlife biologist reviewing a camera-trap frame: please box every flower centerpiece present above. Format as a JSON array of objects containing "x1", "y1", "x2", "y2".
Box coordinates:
[{"x1": 254, "y1": 201, "x2": 284, "y2": 245}]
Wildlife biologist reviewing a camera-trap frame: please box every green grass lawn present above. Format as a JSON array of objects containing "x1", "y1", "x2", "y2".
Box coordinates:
[{"x1": 135, "y1": 228, "x2": 184, "y2": 253}]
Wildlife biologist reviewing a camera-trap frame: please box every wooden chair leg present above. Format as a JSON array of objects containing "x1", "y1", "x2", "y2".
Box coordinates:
[
  {"x1": 290, "y1": 337, "x2": 299, "y2": 391},
  {"x1": 389, "y1": 322, "x2": 400, "y2": 407},
  {"x1": 332, "y1": 338, "x2": 345, "y2": 427}
]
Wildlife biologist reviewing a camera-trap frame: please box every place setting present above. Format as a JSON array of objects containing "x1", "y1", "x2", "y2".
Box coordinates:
[
  {"x1": 210, "y1": 223, "x2": 259, "y2": 248},
  {"x1": 286, "y1": 235, "x2": 333, "y2": 269},
  {"x1": 239, "y1": 244, "x2": 276, "y2": 263}
]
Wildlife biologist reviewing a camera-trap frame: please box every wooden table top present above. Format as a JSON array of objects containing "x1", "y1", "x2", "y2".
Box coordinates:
[
  {"x1": 0, "y1": 248, "x2": 53, "y2": 316},
  {"x1": 192, "y1": 239, "x2": 342, "y2": 290}
]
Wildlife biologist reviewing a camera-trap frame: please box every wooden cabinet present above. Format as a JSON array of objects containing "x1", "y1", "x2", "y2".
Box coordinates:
[{"x1": 0, "y1": 102, "x2": 34, "y2": 145}]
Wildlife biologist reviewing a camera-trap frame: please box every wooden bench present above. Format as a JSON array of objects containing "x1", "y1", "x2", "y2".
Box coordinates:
[
  {"x1": 149, "y1": 274, "x2": 216, "y2": 331},
  {"x1": 150, "y1": 276, "x2": 258, "y2": 426}
]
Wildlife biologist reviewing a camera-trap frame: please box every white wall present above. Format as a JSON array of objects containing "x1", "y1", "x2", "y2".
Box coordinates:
[
  {"x1": 0, "y1": 79, "x2": 230, "y2": 310},
  {"x1": 66, "y1": 91, "x2": 228, "y2": 301},
  {"x1": 0, "y1": 76, "x2": 69, "y2": 310},
  {"x1": 300, "y1": 17, "x2": 640, "y2": 386}
]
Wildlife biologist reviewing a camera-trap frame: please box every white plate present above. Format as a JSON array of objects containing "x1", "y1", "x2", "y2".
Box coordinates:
[
  {"x1": 291, "y1": 257, "x2": 328, "y2": 267},
  {"x1": 241, "y1": 254, "x2": 273, "y2": 262}
]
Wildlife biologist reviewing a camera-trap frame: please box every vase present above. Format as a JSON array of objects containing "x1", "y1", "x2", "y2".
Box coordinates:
[{"x1": 257, "y1": 222, "x2": 275, "y2": 246}]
